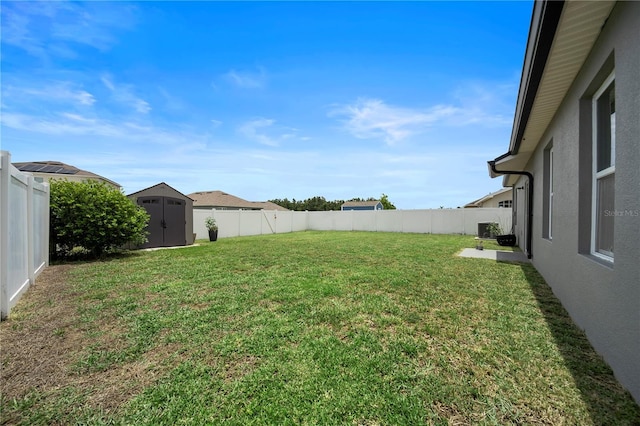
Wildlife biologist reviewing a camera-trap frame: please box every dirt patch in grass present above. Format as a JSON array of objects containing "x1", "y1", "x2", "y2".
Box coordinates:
[
  {"x1": 0, "y1": 264, "x2": 185, "y2": 420},
  {"x1": 1, "y1": 265, "x2": 84, "y2": 399}
]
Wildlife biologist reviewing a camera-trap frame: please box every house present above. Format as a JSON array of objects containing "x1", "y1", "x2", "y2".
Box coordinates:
[
  {"x1": 341, "y1": 200, "x2": 383, "y2": 211},
  {"x1": 464, "y1": 188, "x2": 513, "y2": 208},
  {"x1": 127, "y1": 183, "x2": 194, "y2": 248},
  {"x1": 12, "y1": 160, "x2": 120, "y2": 189},
  {"x1": 487, "y1": 0, "x2": 639, "y2": 403},
  {"x1": 188, "y1": 190, "x2": 289, "y2": 211}
]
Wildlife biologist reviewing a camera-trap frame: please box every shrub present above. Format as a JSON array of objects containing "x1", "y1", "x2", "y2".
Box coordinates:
[
  {"x1": 50, "y1": 180, "x2": 149, "y2": 258},
  {"x1": 205, "y1": 217, "x2": 218, "y2": 231}
]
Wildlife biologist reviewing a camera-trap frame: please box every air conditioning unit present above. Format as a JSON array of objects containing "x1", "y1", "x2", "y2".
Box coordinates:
[{"x1": 478, "y1": 222, "x2": 498, "y2": 238}]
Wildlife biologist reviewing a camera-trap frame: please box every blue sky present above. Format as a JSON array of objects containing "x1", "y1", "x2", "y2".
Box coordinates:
[{"x1": 1, "y1": 1, "x2": 533, "y2": 209}]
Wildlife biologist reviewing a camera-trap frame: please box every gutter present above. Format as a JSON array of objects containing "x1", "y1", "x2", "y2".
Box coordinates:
[
  {"x1": 484, "y1": 0, "x2": 564, "y2": 260},
  {"x1": 488, "y1": 154, "x2": 534, "y2": 259}
]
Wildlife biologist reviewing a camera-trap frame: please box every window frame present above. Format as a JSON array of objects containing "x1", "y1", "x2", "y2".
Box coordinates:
[
  {"x1": 549, "y1": 146, "x2": 554, "y2": 240},
  {"x1": 590, "y1": 71, "x2": 615, "y2": 262}
]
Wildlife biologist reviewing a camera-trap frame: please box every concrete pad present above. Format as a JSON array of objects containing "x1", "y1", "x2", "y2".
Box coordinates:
[
  {"x1": 141, "y1": 244, "x2": 200, "y2": 252},
  {"x1": 457, "y1": 248, "x2": 529, "y2": 263}
]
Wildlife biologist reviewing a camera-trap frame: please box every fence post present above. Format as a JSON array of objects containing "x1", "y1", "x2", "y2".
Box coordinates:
[
  {"x1": 1, "y1": 152, "x2": 10, "y2": 319},
  {"x1": 43, "y1": 182, "x2": 50, "y2": 269},
  {"x1": 27, "y1": 175, "x2": 35, "y2": 286}
]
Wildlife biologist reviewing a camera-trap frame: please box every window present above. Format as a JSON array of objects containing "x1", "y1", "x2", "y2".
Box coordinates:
[
  {"x1": 591, "y1": 72, "x2": 615, "y2": 261},
  {"x1": 498, "y1": 200, "x2": 512, "y2": 208},
  {"x1": 543, "y1": 143, "x2": 553, "y2": 239}
]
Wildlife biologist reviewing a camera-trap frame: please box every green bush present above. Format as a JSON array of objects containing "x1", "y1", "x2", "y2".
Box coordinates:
[{"x1": 50, "y1": 180, "x2": 149, "y2": 258}]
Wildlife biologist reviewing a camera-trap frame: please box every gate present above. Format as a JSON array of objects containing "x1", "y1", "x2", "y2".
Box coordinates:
[{"x1": 138, "y1": 196, "x2": 186, "y2": 248}]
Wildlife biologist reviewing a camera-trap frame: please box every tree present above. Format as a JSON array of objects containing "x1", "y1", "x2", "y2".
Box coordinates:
[
  {"x1": 49, "y1": 180, "x2": 149, "y2": 258},
  {"x1": 269, "y1": 193, "x2": 397, "y2": 211},
  {"x1": 379, "y1": 193, "x2": 396, "y2": 210}
]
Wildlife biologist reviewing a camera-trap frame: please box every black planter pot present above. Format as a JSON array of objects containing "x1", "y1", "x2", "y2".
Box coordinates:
[
  {"x1": 496, "y1": 234, "x2": 516, "y2": 247},
  {"x1": 208, "y1": 230, "x2": 218, "y2": 242}
]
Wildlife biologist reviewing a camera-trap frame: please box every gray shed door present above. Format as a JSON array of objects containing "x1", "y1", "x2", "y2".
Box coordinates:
[{"x1": 137, "y1": 196, "x2": 186, "y2": 248}]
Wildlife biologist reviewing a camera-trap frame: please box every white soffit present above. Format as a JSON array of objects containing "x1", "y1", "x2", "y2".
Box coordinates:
[{"x1": 518, "y1": 0, "x2": 616, "y2": 156}]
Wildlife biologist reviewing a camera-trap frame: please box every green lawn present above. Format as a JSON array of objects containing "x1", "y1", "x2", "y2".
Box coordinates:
[{"x1": 1, "y1": 232, "x2": 638, "y2": 425}]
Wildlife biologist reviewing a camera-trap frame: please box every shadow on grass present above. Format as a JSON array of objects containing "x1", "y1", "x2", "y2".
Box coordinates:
[
  {"x1": 50, "y1": 249, "x2": 146, "y2": 265},
  {"x1": 519, "y1": 263, "x2": 640, "y2": 423}
]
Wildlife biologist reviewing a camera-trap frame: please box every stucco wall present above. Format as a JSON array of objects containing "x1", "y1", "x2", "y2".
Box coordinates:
[
  {"x1": 514, "y1": 1, "x2": 639, "y2": 402},
  {"x1": 28, "y1": 173, "x2": 120, "y2": 189},
  {"x1": 478, "y1": 190, "x2": 513, "y2": 208}
]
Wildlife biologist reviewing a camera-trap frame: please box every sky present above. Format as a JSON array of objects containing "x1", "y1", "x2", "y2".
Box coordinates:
[{"x1": 0, "y1": 1, "x2": 533, "y2": 209}]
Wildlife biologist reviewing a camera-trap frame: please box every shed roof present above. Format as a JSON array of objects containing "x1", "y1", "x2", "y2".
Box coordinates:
[
  {"x1": 12, "y1": 160, "x2": 121, "y2": 188},
  {"x1": 127, "y1": 182, "x2": 193, "y2": 200}
]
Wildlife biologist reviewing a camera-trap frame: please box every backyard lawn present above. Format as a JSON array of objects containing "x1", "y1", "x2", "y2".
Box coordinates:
[{"x1": 1, "y1": 232, "x2": 638, "y2": 425}]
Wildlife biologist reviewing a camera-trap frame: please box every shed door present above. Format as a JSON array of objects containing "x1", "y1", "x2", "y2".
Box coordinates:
[
  {"x1": 137, "y1": 196, "x2": 186, "y2": 248},
  {"x1": 163, "y1": 197, "x2": 186, "y2": 247},
  {"x1": 138, "y1": 197, "x2": 164, "y2": 248}
]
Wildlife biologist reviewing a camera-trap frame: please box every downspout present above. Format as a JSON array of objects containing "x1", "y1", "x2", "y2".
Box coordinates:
[{"x1": 488, "y1": 155, "x2": 534, "y2": 259}]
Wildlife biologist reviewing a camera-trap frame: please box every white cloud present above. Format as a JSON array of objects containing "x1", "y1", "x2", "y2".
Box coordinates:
[
  {"x1": 0, "y1": 2, "x2": 136, "y2": 59},
  {"x1": 158, "y1": 87, "x2": 186, "y2": 111},
  {"x1": 238, "y1": 118, "x2": 278, "y2": 146},
  {"x1": 101, "y1": 74, "x2": 151, "y2": 114},
  {"x1": 7, "y1": 82, "x2": 96, "y2": 106},
  {"x1": 224, "y1": 67, "x2": 267, "y2": 89},
  {"x1": 0, "y1": 111, "x2": 197, "y2": 146},
  {"x1": 210, "y1": 119, "x2": 223, "y2": 128},
  {"x1": 1, "y1": 112, "x2": 120, "y2": 137},
  {"x1": 100, "y1": 75, "x2": 116, "y2": 91},
  {"x1": 237, "y1": 118, "x2": 310, "y2": 147},
  {"x1": 330, "y1": 98, "x2": 458, "y2": 145},
  {"x1": 330, "y1": 91, "x2": 513, "y2": 145}
]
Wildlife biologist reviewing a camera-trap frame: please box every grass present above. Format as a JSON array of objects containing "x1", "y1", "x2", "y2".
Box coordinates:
[{"x1": 1, "y1": 232, "x2": 638, "y2": 425}]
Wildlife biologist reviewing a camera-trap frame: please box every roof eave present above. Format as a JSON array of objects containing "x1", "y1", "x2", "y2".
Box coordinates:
[{"x1": 490, "y1": 0, "x2": 616, "y2": 184}]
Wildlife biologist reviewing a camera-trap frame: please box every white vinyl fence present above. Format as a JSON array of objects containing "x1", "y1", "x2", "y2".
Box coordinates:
[
  {"x1": 0, "y1": 151, "x2": 50, "y2": 319},
  {"x1": 193, "y1": 208, "x2": 512, "y2": 241}
]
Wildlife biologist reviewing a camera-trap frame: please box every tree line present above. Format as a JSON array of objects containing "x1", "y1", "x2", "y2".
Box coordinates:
[{"x1": 269, "y1": 194, "x2": 396, "y2": 211}]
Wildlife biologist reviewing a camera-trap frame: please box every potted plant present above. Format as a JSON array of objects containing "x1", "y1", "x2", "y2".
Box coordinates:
[
  {"x1": 205, "y1": 217, "x2": 218, "y2": 242},
  {"x1": 488, "y1": 222, "x2": 517, "y2": 246}
]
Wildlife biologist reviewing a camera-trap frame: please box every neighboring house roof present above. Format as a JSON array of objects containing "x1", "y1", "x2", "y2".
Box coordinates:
[
  {"x1": 12, "y1": 160, "x2": 121, "y2": 188},
  {"x1": 252, "y1": 201, "x2": 290, "y2": 211},
  {"x1": 464, "y1": 188, "x2": 512, "y2": 208},
  {"x1": 341, "y1": 200, "x2": 382, "y2": 209},
  {"x1": 187, "y1": 190, "x2": 288, "y2": 211},
  {"x1": 488, "y1": 0, "x2": 616, "y2": 186}
]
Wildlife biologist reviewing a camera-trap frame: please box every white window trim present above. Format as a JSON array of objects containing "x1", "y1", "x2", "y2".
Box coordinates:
[
  {"x1": 590, "y1": 71, "x2": 615, "y2": 262},
  {"x1": 549, "y1": 147, "x2": 554, "y2": 240}
]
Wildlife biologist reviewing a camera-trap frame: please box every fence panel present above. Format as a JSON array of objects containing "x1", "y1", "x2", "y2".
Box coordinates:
[
  {"x1": 194, "y1": 208, "x2": 512, "y2": 241},
  {"x1": 376, "y1": 210, "x2": 404, "y2": 233},
  {"x1": 401, "y1": 210, "x2": 431, "y2": 233},
  {"x1": 291, "y1": 211, "x2": 308, "y2": 232},
  {"x1": 307, "y1": 211, "x2": 333, "y2": 231},
  {"x1": 1, "y1": 151, "x2": 50, "y2": 319},
  {"x1": 352, "y1": 210, "x2": 375, "y2": 232}
]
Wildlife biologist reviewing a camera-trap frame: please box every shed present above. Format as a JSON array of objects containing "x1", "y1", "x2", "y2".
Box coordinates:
[
  {"x1": 341, "y1": 200, "x2": 383, "y2": 211},
  {"x1": 128, "y1": 182, "x2": 194, "y2": 248}
]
